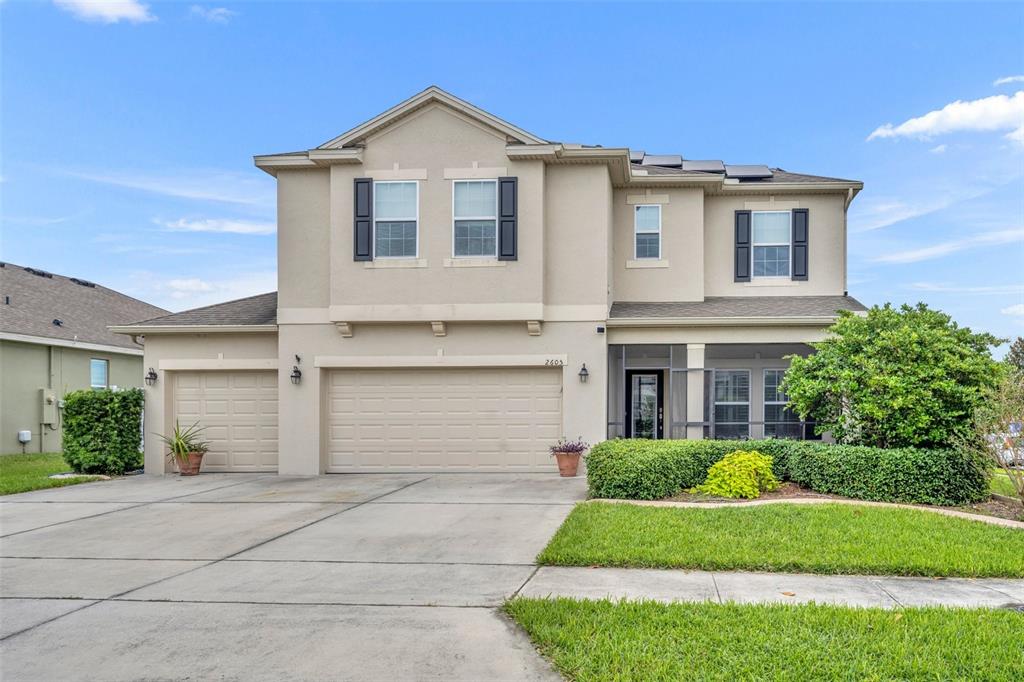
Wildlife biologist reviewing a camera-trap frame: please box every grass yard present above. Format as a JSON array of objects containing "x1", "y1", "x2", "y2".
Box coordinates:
[
  {"x1": 505, "y1": 598, "x2": 1024, "y2": 682},
  {"x1": 0, "y1": 453, "x2": 102, "y2": 495},
  {"x1": 538, "y1": 502, "x2": 1024, "y2": 577},
  {"x1": 991, "y1": 470, "x2": 1019, "y2": 498}
]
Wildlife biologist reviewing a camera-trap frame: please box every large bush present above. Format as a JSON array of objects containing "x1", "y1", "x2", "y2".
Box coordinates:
[
  {"x1": 586, "y1": 439, "x2": 988, "y2": 505},
  {"x1": 783, "y1": 303, "x2": 1003, "y2": 449},
  {"x1": 62, "y1": 388, "x2": 144, "y2": 475}
]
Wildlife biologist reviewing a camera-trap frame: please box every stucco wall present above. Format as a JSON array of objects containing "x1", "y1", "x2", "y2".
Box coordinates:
[
  {"x1": 704, "y1": 193, "x2": 848, "y2": 297},
  {"x1": 0, "y1": 340, "x2": 143, "y2": 453},
  {"x1": 139, "y1": 332, "x2": 278, "y2": 473}
]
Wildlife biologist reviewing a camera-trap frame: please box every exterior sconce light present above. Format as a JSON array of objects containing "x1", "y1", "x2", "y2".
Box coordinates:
[
  {"x1": 578, "y1": 363, "x2": 589, "y2": 384},
  {"x1": 144, "y1": 368, "x2": 158, "y2": 386},
  {"x1": 290, "y1": 366, "x2": 302, "y2": 385}
]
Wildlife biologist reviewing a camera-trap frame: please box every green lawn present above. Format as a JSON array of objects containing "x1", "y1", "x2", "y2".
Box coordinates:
[
  {"x1": 538, "y1": 502, "x2": 1024, "y2": 577},
  {"x1": 991, "y1": 470, "x2": 1019, "y2": 498},
  {"x1": 506, "y1": 598, "x2": 1024, "y2": 682},
  {"x1": 0, "y1": 453, "x2": 102, "y2": 495}
]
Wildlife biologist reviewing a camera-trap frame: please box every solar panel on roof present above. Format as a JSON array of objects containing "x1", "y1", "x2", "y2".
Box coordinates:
[
  {"x1": 724, "y1": 164, "x2": 773, "y2": 179},
  {"x1": 629, "y1": 150, "x2": 645, "y2": 163},
  {"x1": 640, "y1": 154, "x2": 682, "y2": 168},
  {"x1": 682, "y1": 160, "x2": 725, "y2": 173}
]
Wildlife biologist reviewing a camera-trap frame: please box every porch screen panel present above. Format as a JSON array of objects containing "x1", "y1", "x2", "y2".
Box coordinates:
[
  {"x1": 607, "y1": 345, "x2": 625, "y2": 438},
  {"x1": 713, "y1": 370, "x2": 750, "y2": 440}
]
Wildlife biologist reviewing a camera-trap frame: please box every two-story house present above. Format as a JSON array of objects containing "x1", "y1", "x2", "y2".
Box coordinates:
[{"x1": 114, "y1": 87, "x2": 865, "y2": 475}]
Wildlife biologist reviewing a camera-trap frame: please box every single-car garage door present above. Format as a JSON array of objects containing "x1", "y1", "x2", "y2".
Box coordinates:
[
  {"x1": 172, "y1": 371, "x2": 278, "y2": 472},
  {"x1": 326, "y1": 367, "x2": 562, "y2": 472}
]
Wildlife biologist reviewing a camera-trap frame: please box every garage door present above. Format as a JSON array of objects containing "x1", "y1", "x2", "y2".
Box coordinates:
[
  {"x1": 172, "y1": 371, "x2": 278, "y2": 472},
  {"x1": 326, "y1": 367, "x2": 562, "y2": 472}
]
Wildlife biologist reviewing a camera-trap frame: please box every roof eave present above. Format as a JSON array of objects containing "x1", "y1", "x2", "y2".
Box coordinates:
[
  {"x1": 109, "y1": 324, "x2": 278, "y2": 335},
  {"x1": 605, "y1": 315, "x2": 842, "y2": 328}
]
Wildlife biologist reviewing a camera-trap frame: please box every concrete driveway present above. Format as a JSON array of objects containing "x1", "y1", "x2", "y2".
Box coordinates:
[{"x1": 1, "y1": 472, "x2": 586, "y2": 681}]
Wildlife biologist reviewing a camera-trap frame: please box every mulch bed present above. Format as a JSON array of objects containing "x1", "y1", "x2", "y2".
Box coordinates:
[{"x1": 666, "y1": 482, "x2": 1024, "y2": 522}]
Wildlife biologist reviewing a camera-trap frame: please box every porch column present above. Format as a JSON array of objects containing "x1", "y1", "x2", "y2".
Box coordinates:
[{"x1": 686, "y1": 343, "x2": 706, "y2": 440}]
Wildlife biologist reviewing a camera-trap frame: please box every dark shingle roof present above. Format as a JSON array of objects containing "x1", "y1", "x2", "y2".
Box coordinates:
[
  {"x1": 630, "y1": 164, "x2": 857, "y2": 184},
  {"x1": 127, "y1": 291, "x2": 278, "y2": 327},
  {"x1": 610, "y1": 296, "x2": 867, "y2": 319},
  {"x1": 0, "y1": 262, "x2": 168, "y2": 350}
]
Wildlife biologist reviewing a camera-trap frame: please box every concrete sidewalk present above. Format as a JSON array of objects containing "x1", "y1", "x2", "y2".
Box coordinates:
[{"x1": 519, "y1": 566, "x2": 1024, "y2": 609}]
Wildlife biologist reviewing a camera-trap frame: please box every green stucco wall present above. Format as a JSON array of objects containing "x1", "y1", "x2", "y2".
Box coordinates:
[{"x1": 0, "y1": 340, "x2": 144, "y2": 453}]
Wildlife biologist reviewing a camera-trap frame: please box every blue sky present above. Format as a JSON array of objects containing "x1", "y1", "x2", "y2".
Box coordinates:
[{"x1": 2, "y1": 1, "x2": 1022, "y2": 353}]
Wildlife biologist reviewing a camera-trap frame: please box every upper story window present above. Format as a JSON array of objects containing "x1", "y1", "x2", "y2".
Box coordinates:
[
  {"x1": 752, "y1": 211, "x2": 790, "y2": 277},
  {"x1": 374, "y1": 181, "x2": 418, "y2": 258},
  {"x1": 90, "y1": 358, "x2": 108, "y2": 389},
  {"x1": 453, "y1": 180, "x2": 498, "y2": 257},
  {"x1": 634, "y1": 205, "x2": 661, "y2": 259}
]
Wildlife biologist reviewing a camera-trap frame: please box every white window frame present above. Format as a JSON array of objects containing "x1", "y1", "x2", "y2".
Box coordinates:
[
  {"x1": 713, "y1": 369, "x2": 750, "y2": 439},
  {"x1": 451, "y1": 179, "x2": 498, "y2": 259},
  {"x1": 763, "y1": 368, "x2": 789, "y2": 428},
  {"x1": 373, "y1": 180, "x2": 419, "y2": 259},
  {"x1": 633, "y1": 204, "x2": 662, "y2": 260},
  {"x1": 90, "y1": 358, "x2": 109, "y2": 389},
  {"x1": 751, "y1": 210, "x2": 791, "y2": 279}
]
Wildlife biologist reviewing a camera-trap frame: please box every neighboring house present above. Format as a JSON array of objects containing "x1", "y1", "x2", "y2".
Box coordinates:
[
  {"x1": 1, "y1": 262, "x2": 168, "y2": 453},
  {"x1": 113, "y1": 87, "x2": 865, "y2": 476}
]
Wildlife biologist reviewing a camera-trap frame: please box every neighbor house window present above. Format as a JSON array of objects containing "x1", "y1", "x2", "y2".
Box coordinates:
[
  {"x1": 90, "y1": 359, "x2": 109, "y2": 389},
  {"x1": 714, "y1": 369, "x2": 749, "y2": 439},
  {"x1": 752, "y1": 211, "x2": 790, "y2": 277},
  {"x1": 453, "y1": 180, "x2": 497, "y2": 257},
  {"x1": 764, "y1": 369, "x2": 800, "y2": 439},
  {"x1": 634, "y1": 205, "x2": 661, "y2": 259},
  {"x1": 374, "y1": 181, "x2": 418, "y2": 258}
]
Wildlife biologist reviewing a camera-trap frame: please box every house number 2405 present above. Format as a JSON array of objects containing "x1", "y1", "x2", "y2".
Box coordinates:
[{"x1": 544, "y1": 359, "x2": 565, "y2": 366}]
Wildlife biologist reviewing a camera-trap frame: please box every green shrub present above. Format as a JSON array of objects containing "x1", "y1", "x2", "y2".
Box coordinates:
[
  {"x1": 62, "y1": 388, "x2": 144, "y2": 475},
  {"x1": 694, "y1": 450, "x2": 779, "y2": 499},
  {"x1": 586, "y1": 439, "x2": 988, "y2": 505}
]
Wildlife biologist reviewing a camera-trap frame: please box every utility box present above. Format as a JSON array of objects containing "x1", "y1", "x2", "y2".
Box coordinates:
[
  {"x1": 40, "y1": 388, "x2": 58, "y2": 426},
  {"x1": 18, "y1": 430, "x2": 32, "y2": 444}
]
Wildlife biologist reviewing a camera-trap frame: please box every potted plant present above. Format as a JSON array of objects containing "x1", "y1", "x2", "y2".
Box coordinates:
[
  {"x1": 157, "y1": 421, "x2": 210, "y2": 476},
  {"x1": 550, "y1": 437, "x2": 589, "y2": 477}
]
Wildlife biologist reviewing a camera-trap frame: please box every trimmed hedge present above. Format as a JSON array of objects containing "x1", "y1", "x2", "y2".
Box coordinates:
[
  {"x1": 62, "y1": 388, "x2": 144, "y2": 475},
  {"x1": 586, "y1": 439, "x2": 988, "y2": 506}
]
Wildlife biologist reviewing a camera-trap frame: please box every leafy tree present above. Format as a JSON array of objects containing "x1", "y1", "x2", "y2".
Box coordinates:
[
  {"x1": 1005, "y1": 336, "x2": 1024, "y2": 376},
  {"x1": 782, "y1": 303, "x2": 1004, "y2": 449}
]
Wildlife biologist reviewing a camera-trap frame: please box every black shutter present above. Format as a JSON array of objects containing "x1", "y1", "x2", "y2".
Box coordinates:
[
  {"x1": 792, "y1": 208, "x2": 808, "y2": 281},
  {"x1": 734, "y1": 210, "x2": 751, "y2": 282},
  {"x1": 354, "y1": 178, "x2": 373, "y2": 261},
  {"x1": 497, "y1": 176, "x2": 518, "y2": 261}
]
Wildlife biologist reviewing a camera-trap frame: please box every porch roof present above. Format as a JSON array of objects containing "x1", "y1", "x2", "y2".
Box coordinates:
[{"x1": 609, "y1": 296, "x2": 867, "y2": 321}]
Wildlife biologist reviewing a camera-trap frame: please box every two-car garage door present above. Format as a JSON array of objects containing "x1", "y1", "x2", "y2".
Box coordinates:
[
  {"x1": 171, "y1": 366, "x2": 563, "y2": 473},
  {"x1": 325, "y1": 367, "x2": 563, "y2": 472},
  {"x1": 172, "y1": 371, "x2": 279, "y2": 472}
]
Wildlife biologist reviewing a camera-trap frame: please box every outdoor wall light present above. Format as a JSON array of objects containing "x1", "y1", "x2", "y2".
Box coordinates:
[
  {"x1": 290, "y1": 366, "x2": 302, "y2": 385},
  {"x1": 144, "y1": 368, "x2": 158, "y2": 386},
  {"x1": 578, "y1": 363, "x2": 589, "y2": 383}
]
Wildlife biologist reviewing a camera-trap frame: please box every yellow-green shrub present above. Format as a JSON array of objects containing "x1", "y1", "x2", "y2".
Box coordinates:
[{"x1": 694, "y1": 450, "x2": 779, "y2": 499}]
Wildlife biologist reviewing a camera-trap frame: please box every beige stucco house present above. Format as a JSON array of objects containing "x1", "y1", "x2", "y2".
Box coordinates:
[
  {"x1": 114, "y1": 87, "x2": 865, "y2": 476},
  {"x1": 1, "y1": 263, "x2": 167, "y2": 453}
]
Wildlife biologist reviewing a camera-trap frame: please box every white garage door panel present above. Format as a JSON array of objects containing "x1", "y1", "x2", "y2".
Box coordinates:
[
  {"x1": 326, "y1": 368, "x2": 562, "y2": 472},
  {"x1": 172, "y1": 371, "x2": 278, "y2": 472}
]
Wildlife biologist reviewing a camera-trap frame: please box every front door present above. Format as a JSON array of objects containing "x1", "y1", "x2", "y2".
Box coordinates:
[{"x1": 625, "y1": 371, "x2": 664, "y2": 439}]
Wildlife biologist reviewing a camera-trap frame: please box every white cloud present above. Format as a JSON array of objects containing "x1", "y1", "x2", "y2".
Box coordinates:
[
  {"x1": 63, "y1": 168, "x2": 274, "y2": 208},
  {"x1": 156, "y1": 217, "x2": 275, "y2": 235},
  {"x1": 873, "y1": 228, "x2": 1024, "y2": 264},
  {"x1": 1001, "y1": 303, "x2": 1024, "y2": 317},
  {"x1": 155, "y1": 271, "x2": 276, "y2": 309},
  {"x1": 910, "y1": 282, "x2": 1024, "y2": 295},
  {"x1": 867, "y1": 91, "x2": 1024, "y2": 146},
  {"x1": 54, "y1": 0, "x2": 155, "y2": 24},
  {"x1": 850, "y1": 185, "x2": 994, "y2": 232},
  {"x1": 929, "y1": 144, "x2": 947, "y2": 154},
  {"x1": 994, "y1": 76, "x2": 1024, "y2": 86},
  {"x1": 189, "y1": 5, "x2": 236, "y2": 23}
]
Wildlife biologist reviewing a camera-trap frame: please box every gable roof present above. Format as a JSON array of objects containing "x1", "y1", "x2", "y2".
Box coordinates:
[
  {"x1": 117, "y1": 291, "x2": 278, "y2": 329},
  {"x1": 318, "y1": 86, "x2": 547, "y2": 149},
  {"x1": 0, "y1": 262, "x2": 168, "y2": 351}
]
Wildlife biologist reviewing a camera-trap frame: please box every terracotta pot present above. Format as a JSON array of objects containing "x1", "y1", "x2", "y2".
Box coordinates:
[
  {"x1": 177, "y1": 452, "x2": 204, "y2": 476},
  {"x1": 553, "y1": 452, "x2": 582, "y2": 477}
]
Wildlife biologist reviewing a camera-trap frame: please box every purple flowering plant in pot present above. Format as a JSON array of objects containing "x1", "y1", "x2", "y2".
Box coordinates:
[{"x1": 550, "y1": 437, "x2": 589, "y2": 477}]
